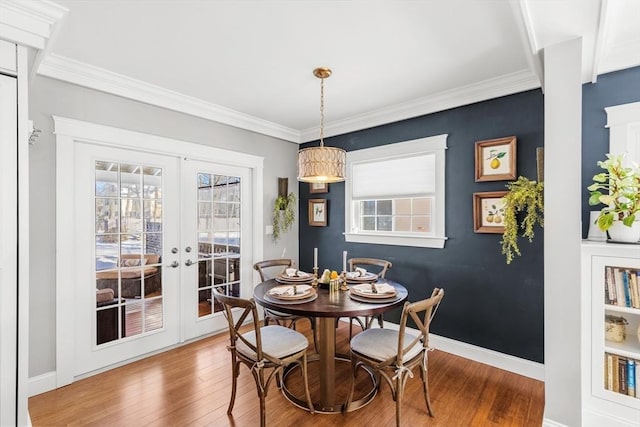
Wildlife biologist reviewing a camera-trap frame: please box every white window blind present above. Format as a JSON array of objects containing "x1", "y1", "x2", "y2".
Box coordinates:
[
  {"x1": 351, "y1": 154, "x2": 436, "y2": 199},
  {"x1": 345, "y1": 134, "x2": 448, "y2": 249}
]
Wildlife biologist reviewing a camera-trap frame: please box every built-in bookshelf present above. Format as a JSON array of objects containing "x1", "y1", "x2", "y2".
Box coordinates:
[
  {"x1": 603, "y1": 265, "x2": 640, "y2": 401},
  {"x1": 582, "y1": 241, "x2": 640, "y2": 426}
]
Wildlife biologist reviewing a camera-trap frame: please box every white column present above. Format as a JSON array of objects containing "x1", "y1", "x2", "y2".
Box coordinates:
[{"x1": 543, "y1": 37, "x2": 583, "y2": 426}]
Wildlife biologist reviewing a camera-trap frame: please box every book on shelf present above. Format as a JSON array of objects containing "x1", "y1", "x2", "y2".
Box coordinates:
[
  {"x1": 631, "y1": 271, "x2": 640, "y2": 309},
  {"x1": 604, "y1": 352, "x2": 640, "y2": 398},
  {"x1": 626, "y1": 270, "x2": 636, "y2": 308},
  {"x1": 629, "y1": 358, "x2": 636, "y2": 397},
  {"x1": 607, "y1": 353, "x2": 614, "y2": 391},
  {"x1": 605, "y1": 266, "x2": 640, "y2": 308},
  {"x1": 613, "y1": 354, "x2": 620, "y2": 392},
  {"x1": 615, "y1": 268, "x2": 623, "y2": 307},
  {"x1": 637, "y1": 360, "x2": 640, "y2": 398},
  {"x1": 606, "y1": 266, "x2": 617, "y2": 305},
  {"x1": 620, "y1": 357, "x2": 628, "y2": 395}
]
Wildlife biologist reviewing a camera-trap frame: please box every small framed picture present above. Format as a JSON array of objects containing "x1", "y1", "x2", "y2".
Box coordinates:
[
  {"x1": 308, "y1": 199, "x2": 327, "y2": 227},
  {"x1": 309, "y1": 182, "x2": 328, "y2": 194},
  {"x1": 473, "y1": 191, "x2": 508, "y2": 233},
  {"x1": 475, "y1": 136, "x2": 517, "y2": 182}
]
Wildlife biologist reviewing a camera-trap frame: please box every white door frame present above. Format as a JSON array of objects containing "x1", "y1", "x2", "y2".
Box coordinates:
[
  {"x1": 54, "y1": 116, "x2": 264, "y2": 387},
  {"x1": 0, "y1": 58, "x2": 18, "y2": 427}
]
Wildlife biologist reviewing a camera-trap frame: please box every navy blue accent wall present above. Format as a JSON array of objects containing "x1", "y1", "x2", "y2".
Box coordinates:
[
  {"x1": 582, "y1": 66, "x2": 640, "y2": 236},
  {"x1": 299, "y1": 90, "x2": 545, "y2": 363}
]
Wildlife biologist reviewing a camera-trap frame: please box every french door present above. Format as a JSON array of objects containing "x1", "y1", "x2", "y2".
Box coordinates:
[
  {"x1": 56, "y1": 118, "x2": 261, "y2": 383},
  {"x1": 181, "y1": 160, "x2": 251, "y2": 340},
  {"x1": 73, "y1": 143, "x2": 182, "y2": 375}
]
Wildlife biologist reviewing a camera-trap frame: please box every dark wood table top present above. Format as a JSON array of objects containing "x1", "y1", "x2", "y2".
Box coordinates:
[{"x1": 253, "y1": 279, "x2": 408, "y2": 318}]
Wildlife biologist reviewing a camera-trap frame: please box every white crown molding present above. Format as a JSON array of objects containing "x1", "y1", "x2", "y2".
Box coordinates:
[
  {"x1": 301, "y1": 69, "x2": 541, "y2": 142},
  {"x1": 38, "y1": 55, "x2": 540, "y2": 145},
  {"x1": 0, "y1": 0, "x2": 67, "y2": 49},
  {"x1": 38, "y1": 54, "x2": 301, "y2": 143}
]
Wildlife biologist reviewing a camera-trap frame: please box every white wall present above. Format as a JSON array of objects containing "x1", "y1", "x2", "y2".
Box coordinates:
[{"x1": 28, "y1": 75, "x2": 300, "y2": 377}]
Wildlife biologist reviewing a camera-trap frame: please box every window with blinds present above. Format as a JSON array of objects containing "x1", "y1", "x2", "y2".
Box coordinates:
[{"x1": 345, "y1": 134, "x2": 447, "y2": 248}]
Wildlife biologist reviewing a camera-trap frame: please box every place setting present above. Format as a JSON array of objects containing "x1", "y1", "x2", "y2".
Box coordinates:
[
  {"x1": 348, "y1": 281, "x2": 399, "y2": 303},
  {"x1": 264, "y1": 283, "x2": 318, "y2": 304},
  {"x1": 345, "y1": 267, "x2": 379, "y2": 284},
  {"x1": 275, "y1": 267, "x2": 314, "y2": 284}
]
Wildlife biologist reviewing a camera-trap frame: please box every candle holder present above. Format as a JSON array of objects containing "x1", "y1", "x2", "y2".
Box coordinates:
[
  {"x1": 312, "y1": 267, "x2": 319, "y2": 288},
  {"x1": 339, "y1": 270, "x2": 349, "y2": 291}
]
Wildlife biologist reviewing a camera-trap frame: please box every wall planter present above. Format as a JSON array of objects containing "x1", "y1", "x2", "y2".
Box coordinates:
[{"x1": 272, "y1": 178, "x2": 296, "y2": 242}]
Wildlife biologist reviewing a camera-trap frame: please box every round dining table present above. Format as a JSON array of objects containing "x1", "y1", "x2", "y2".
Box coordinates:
[{"x1": 253, "y1": 278, "x2": 408, "y2": 413}]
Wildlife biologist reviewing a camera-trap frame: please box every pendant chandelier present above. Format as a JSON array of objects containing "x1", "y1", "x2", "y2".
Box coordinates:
[{"x1": 297, "y1": 67, "x2": 347, "y2": 183}]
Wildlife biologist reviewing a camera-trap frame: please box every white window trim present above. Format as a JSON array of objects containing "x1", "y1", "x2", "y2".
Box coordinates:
[
  {"x1": 344, "y1": 134, "x2": 448, "y2": 248},
  {"x1": 605, "y1": 101, "x2": 640, "y2": 165}
]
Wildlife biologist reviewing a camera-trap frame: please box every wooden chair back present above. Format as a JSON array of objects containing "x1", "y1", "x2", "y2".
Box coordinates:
[
  {"x1": 396, "y1": 288, "x2": 444, "y2": 365},
  {"x1": 253, "y1": 259, "x2": 293, "y2": 282},
  {"x1": 348, "y1": 257, "x2": 392, "y2": 278},
  {"x1": 212, "y1": 287, "x2": 265, "y2": 362}
]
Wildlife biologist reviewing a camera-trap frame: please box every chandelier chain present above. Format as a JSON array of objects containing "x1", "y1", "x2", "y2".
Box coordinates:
[{"x1": 319, "y1": 76, "x2": 325, "y2": 147}]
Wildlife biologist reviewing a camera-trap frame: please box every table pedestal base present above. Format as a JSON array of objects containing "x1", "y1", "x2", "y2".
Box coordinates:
[{"x1": 281, "y1": 353, "x2": 378, "y2": 414}]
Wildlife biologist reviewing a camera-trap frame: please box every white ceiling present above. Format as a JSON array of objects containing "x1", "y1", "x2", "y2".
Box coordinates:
[{"x1": 32, "y1": 0, "x2": 640, "y2": 143}]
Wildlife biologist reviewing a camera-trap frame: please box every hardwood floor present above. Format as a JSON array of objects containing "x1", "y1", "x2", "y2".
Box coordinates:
[{"x1": 29, "y1": 321, "x2": 544, "y2": 426}]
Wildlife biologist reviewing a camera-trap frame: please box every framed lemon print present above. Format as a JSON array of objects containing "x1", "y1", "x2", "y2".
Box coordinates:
[
  {"x1": 475, "y1": 136, "x2": 517, "y2": 182},
  {"x1": 473, "y1": 191, "x2": 508, "y2": 233}
]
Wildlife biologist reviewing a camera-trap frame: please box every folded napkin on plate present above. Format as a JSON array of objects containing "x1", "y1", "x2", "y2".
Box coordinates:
[
  {"x1": 352, "y1": 283, "x2": 395, "y2": 294},
  {"x1": 269, "y1": 285, "x2": 312, "y2": 296},
  {"x1": 284, "y1": 269, "x2": 310, "y2": 278},
  {"x1": 346, "y1": 267, "x2": 368, "y2": 279}
]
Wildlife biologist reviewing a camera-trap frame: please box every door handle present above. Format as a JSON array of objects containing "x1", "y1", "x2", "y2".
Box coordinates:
[
  {"x1": 185, "y1": 259, "x2": 194, "y2": 266},
  {"x1": 170, "y1": 261, "x2": 179, "y2": 268}
]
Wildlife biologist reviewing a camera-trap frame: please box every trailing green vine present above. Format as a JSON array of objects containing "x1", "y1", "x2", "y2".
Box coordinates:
[
  {"x1": 501, "y1": 177, "x2": 544, "y2": 264},
  {"x1": 272, "y1": 192, "x2": 296, "y2": 242}
]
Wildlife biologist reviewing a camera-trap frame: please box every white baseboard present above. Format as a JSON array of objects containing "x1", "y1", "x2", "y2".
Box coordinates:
[
  {"x1": 428, "y1": 333, "x2": 545, "y2": 381},
  {"x1": 542, "y1": 418, "x2": 569, "y2": 427},
  {"x1": 341, "y1": 317, "x2": 545, "y2": 381},
  {"x1": 28, "y1": 371, "x2": 57, "y2": 397}
]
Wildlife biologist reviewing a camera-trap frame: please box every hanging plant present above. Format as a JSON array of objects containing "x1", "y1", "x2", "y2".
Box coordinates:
[
  {"x1": 272, "y1": 192, "x2": 296, "y2": 242},
  {"x1": 501, "y1": 177, "x2": 544, "y2": 264}
]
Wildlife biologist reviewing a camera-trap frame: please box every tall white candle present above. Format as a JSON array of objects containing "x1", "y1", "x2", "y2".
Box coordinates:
[
  {"x1": 343, "y1": 250, "x2": 347, "y2": 272},
  {"x1": 313, "y1": 247, "x2": 318, "y2": 268}
]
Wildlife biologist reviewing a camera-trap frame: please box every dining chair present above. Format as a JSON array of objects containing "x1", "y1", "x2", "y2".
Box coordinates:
[
  {"x1": 345, "y1": 258, "x2": 393, "y2": 339},
  {"x1": 344, "y1": 287, "x2": 444, "y2": 426},
  {"x1": 213, "y1": 287, "x2": 314, "y2": 427},
  {"x1": 253, "y1": 259, "x2": 318, "y2": 351}
]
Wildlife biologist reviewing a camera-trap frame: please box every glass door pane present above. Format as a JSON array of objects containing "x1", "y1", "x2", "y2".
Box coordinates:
[
  {"x1": 196, "y1": 173, "x2": 241, "y2": 318},
  {"x1": 95, "y1": 161, "x2": 164, "y2": 345}
]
